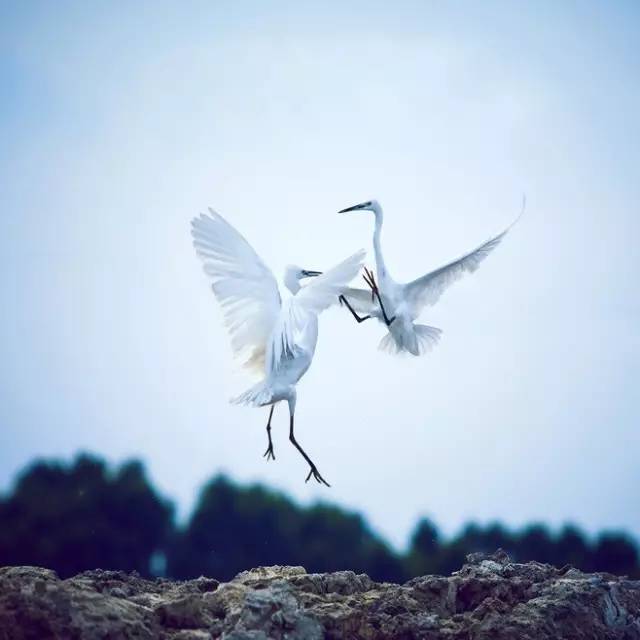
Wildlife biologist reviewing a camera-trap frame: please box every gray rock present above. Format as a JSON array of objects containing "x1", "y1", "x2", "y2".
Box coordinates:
[{"x1": 1, "y1": 552, "x2": 639, "y2": 639}]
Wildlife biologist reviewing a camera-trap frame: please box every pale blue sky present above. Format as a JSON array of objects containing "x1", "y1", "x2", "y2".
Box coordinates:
[{"x1": 1, "y1": 1, "x2": 638, "y2": 549}]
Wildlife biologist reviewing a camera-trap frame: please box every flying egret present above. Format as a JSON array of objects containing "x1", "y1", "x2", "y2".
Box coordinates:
[
  {"x1": 191, "y1": 208, "x2": 365, "y2": 486},
  {"x1": 338, "y1": 199, "x2": 523, "y2": 356}
]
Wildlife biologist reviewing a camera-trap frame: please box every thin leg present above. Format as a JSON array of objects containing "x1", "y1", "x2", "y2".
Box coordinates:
[
  {"x1": 362, "y1": 268, "x2": 396, "y2": 327},
  {"x1": 339, "y1": 294, "x2": 371, "y2": 323},
  {"x1": 289, "y1": 414, "x2": 330, "y2": 487},
  {"x1": 263, "y1": 405, "x2": 275, "y2": 461}
]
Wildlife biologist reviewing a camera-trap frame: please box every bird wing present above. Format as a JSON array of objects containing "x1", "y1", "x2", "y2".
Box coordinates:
[
  {"x1": 339, "y1": 286, "x2": 378, "y2": 315},
  {"x1": 191, "y1": 209, "x2": 282, "y2": 374},
  {"x1": 402, "y1": 225, "x2": 512, "y2": 316},
  {"x1": 267, "y1": 250, "x2": 365, "y2": 373}
]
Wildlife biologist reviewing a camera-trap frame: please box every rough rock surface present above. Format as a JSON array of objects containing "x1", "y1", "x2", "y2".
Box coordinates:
[{"x1": 1, "y1": 551, "x2": 639, "y2": 639}]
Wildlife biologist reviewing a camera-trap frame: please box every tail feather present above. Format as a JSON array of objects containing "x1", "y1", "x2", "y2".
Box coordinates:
[
  {"x1": 378, "y1": 331, "x2": 402, "y2": 355},
  {"x1": 414, "y1": 324, "x2": 443, "y2": 354},
  {"x1": 230, "y1": 380, "x2": 273, "y2": 407},
  {"x1": 378, "y1": 324, "x2": 442, "y2": 356}
]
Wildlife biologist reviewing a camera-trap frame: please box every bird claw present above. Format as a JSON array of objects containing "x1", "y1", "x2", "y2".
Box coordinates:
[
  {"x1": 263, "y1": 444, "x2": 275, "y2": 461},
  {"x1": 305, "y1": 465, "x2": 331, "y2": 487},
  {"x1": 362, "y1": 267, "x2": 378, "y2": 302},
  {"x1": 363, "y1": 267, "x2": 394, "y2": 325}
]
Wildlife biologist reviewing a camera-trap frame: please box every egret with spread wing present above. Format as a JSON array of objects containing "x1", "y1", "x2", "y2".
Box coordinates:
[
  {"x1": 191, "y1": 208, "x2": 365, "y2": 486},
  {"x1": 338, "y1": 199, "x2": 523, "y2": 356}
]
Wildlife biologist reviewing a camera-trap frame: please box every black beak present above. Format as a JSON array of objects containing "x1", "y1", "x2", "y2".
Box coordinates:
[
  {"x1": 338, "y1": 203, "x2": 364, "y2": 213},
  {"x1": 301, "y1": 270, "x2": 322, "y2": 277}
]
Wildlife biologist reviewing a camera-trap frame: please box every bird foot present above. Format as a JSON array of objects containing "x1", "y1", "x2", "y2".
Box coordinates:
[
  {"x1": 362, "y1": 267, "x2": 378, "y2": 301},
  {"x1": 363, "y1": 267, "x2": 396, "y2": 326},
  {"x1": 305, "y1": 465, "x2": 331, "y2": 487},
  {"x1": 263, "y1": 444, "x2": 276, "y2": 461}
]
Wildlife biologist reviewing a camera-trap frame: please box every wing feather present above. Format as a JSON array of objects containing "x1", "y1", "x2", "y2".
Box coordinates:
[
  {"x1": 267, "y1": 250, "x2": 365, "y2": 373},
  {"x1": 191, "y1": 209, "x2": 281, "y2": 373},
  {"x1": 403, "y1": 223, "x2": 514, "y2": 316}
]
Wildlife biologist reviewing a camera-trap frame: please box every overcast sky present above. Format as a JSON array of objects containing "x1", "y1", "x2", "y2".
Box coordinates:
[{"x1": 1, "y1": 0, "x2": 638, "y2": 549}]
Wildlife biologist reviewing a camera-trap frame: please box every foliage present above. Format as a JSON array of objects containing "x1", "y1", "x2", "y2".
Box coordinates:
[
  {"x1": 406, "y1": 520, "x2": 640, "y2": 579},
  {"x1": 0, "y1": 454, "x2": 173, "y2": 578},
  {"x1": 0, "y1": 454, "x2": 638, "y2": 581},
  {"x1": 167, "y1": 476, "x2": 404, "y2": 581}
]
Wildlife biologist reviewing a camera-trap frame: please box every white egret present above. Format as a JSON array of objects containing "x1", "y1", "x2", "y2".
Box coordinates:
[
  {"x1": 191, "y1": 208, "x2": 365, "y2": 486},
  {"x1": 338, "y1": 199, "x2": 523, "y2": 356}
]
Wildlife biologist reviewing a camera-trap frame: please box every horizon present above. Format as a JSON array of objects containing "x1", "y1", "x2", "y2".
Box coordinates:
[
  {"x1": 3, "y1": 449, "x2": 640, "y2": 556},
  {"x1": 4, "y1": 449, "x2": 639, "y2": 559}
]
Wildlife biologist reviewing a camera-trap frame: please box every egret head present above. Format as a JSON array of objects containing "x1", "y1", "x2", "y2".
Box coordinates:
[
  {"x1": 338, "y1": 199, "x2": 381, "y2": 215},
  {"x1": 284, "y1": 265, "x2": 322, "y2": 293}
]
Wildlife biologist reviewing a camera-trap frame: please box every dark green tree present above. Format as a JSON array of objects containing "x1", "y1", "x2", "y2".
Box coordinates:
[
  {"x1": 297, "y1": 503, "x2": 404, "y2": 580},
  {"x1": 514, "y1": 524, "x2": 556, "y2": 564},
  {"x1": 1, "y1": 454, "x2": 639, "y2": 582},
  {"x1": 455, "y1": 522, "x2": 512, "y2": 556},
  {"x1": 0, "y1": 454, "x2": 173, "y2": 577},
  {"x1": 554, "y1": 525, "x2": 590, "y2": 569},
  {"x1": 589, "y1": 533, "x2": 639, "y2": 576},
  {"x1": 405, "y1": 518, "x2": 442, "y2": 575},
  {"x1": 168, "y1": 475, "x2": 404, "y2": 582},
  {"x1": 167, "y1": 476, "x2": 302, "y2": 579}
]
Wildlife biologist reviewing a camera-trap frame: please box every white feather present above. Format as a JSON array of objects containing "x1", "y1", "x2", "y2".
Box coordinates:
[
  {"x1": 338, "y1": 197, "x2": 522, "y2": 356},
  {"x1": 402, "y1": 199, "x2": 525, "y2": 317},
  {"x1": 402, "y1": 229, "x2": 509, "y2": 316},
  {"x1": 267, "y1": 250, "x2": 366, "y2": 374},
  {"x1": 191, "y1": 209, "x2": 281, "y2": 374}
]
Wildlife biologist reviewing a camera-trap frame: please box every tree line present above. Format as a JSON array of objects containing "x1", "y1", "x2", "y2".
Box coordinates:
[{"x1": 0, "y1": 454, "x2": 637, "y2": 581}]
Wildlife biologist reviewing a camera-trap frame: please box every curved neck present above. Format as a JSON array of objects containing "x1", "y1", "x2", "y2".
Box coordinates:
[
  {"x1": 372, "y1": 206, "x2": 390, "y2": 282},
  {"x1": 284, "y1": 271, "x2": 301, "y2": 294}
]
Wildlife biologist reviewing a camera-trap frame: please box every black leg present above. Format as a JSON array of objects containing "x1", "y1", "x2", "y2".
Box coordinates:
[
  {"x1": 373, "y1": 289, "x2": 396, "y2": 327},
  {"x1": 339, "y1": 294, "x2": 371, "y2": 323},
  {"x1": 362, "y1": 268, "x2": 396, "y2": 327},
  {"x1": 288, "y1": 414, "x2": 330, "y2": 487},
  {"x1": 263, "y1": 405, "x2": 275, "y2": 461}
]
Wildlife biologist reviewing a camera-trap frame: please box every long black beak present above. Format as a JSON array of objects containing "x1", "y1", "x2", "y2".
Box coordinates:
[
  {"x1": 301, "y1": 270, "x2": 322, "y2": 277},
  {"x1": 338, "y1": 203, "x2": 364, "y2": 213}
]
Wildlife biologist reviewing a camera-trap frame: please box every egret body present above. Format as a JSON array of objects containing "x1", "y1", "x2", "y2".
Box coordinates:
[
  {"x1": 191, "y1": 209, "x2": 365, "y2": 485},
  {"x1": 338, "y1": 199, "x2": 522, "y2": 355}
]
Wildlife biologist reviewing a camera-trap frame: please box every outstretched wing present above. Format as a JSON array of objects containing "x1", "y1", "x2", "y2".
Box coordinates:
[
  {"x1": 403, "y1": 222, "x2": 516, "y2": 317},
  {"x1": 268, "y1": 250, "x2": 366, "y2": 373},
  {"x1": 191, "y1": 209, "x2": 281, "y2": 374}
]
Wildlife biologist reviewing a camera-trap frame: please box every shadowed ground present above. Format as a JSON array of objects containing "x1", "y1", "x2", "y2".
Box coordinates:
[{"x1": 1, "y1": 551, "x2": 639, "y2": 639}]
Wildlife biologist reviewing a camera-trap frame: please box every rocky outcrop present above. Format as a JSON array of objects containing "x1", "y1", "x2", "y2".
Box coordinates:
[{"x1": 1, "y1": 551, "x2": 639, "y2": 639}]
